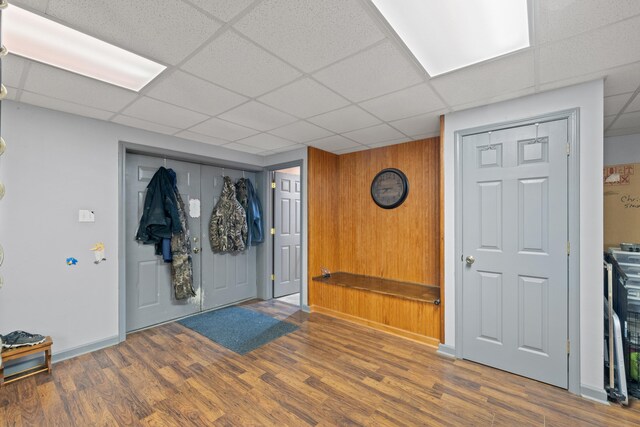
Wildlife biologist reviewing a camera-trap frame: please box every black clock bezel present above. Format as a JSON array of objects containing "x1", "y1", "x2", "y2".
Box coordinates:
[{"x1": 370, "y1": 168, "x2": 409, "y2": 209}]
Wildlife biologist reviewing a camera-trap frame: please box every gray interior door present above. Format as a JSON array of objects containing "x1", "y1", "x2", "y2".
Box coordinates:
[
  {"x1": 126, "y1": 154, "x2": 202, "y2": 332},
  {"x1": 200, "y1": 166, "x2": 257, "y2": 310},
  {"x1": 273, "y1": 172, "x2": 302, "y2": 298},
  {"x1": 461, "y1": 120, "x2": 569, "y2": 388}
]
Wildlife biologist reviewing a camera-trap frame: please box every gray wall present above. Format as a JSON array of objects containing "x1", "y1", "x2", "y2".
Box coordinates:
[
  {"x1": 604, "y1": 133, "x2": 640, "y2": 165},
  {"x1": 0, "y1": 101, "x2": 266, "y2": 354}
]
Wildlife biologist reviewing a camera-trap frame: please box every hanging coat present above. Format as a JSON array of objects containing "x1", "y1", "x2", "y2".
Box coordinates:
[
  {"x1": 169, "y1": 170, "x2": 196, "y2": 300},
  {"x1": 209, "y1": 176, "x2": 248, "y2": 253},
  {"x1": 135, "y1": 167, "x2": 182, "y2": 256},
  {"x1": 235, "y1": 178, "x2": 264, "y2": 246}
]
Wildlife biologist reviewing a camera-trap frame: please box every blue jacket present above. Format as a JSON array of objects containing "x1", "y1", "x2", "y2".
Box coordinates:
[{"x1": 236, "y1": 178, "x2": 264, "y2": 246}]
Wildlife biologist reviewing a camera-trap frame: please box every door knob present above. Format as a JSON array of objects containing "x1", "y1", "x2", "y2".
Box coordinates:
[
  {"x1": 193, "y1": 248, "x2": 201, "y2": 254},
  {"x1": 465, "y1": 255, "x2": 475, "y2": 265}
]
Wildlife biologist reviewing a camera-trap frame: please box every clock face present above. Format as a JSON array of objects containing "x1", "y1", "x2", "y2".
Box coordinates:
[{"x1": 371, "y1": 168, "x2": 409, "y2": 209}]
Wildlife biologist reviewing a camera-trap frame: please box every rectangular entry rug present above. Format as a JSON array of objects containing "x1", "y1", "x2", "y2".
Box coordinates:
[{"x1": 178, "y1": 306, "x2": 298, "y2": 355}]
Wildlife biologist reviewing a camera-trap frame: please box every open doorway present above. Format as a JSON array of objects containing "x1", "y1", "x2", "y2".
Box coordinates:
[{"x1": 272, "y1": 166, "x2": 301, "y2": 306}]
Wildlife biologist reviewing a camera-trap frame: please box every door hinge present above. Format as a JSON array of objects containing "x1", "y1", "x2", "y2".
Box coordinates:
[
  {"x1": 270, "y1": 228, "x2": 275, "y2": 235},
  {"x1": 567, "y1": 241, "x2": 570, "y2": 255},
  {"x1": 271, "y1": 181, "x2": 276, "y2": 189},
  {"x1": 566, "y1": 143, "x2": 570, "y2": 156},
  {"x1": 567, "y1": 340, "x2": 570, "y2": 355},
  {"x1": 271, "y1": 274, "x2": 275, "y2": 281}
]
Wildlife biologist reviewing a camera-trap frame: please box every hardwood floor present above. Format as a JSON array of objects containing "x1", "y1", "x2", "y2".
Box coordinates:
[{"x1": 1, "y1": 299, "x2": 640, "y2": 426}]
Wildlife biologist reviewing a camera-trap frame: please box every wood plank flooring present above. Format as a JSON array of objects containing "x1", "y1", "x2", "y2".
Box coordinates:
[{"x1": 1, "y1": 299, "x2": 640, "y2": 426}]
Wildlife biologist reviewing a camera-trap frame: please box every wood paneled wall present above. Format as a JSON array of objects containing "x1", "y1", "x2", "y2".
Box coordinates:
[
  {"x1": 308, "y1": 147, "x2": 340, "y2": 304},
  {"x1": 336, "y1": 138, "x2": 440, "y2": 284}
]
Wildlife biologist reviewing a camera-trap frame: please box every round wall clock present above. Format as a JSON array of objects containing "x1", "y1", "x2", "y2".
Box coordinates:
[{"x1": 371, "y1": 168, "x2": 409, "y2": 209}]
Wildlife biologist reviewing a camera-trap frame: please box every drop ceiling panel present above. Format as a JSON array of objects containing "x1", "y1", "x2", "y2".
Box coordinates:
[
  {"x1": 604, "y1": 63, "x2": 640, "y2": 96},
  {"x1": 269, "y1": 121, "x2": 333, "y2": 143},
  {"x1": 258, "y1": 78, "x2": 349, "y2": 118},
  {"x1": 313, "y1": 41, "x2": 423, "y2": 102},
  {"x1": 234, "y1": 0, "x2": 385, "y2": 72},
  {"x1": 537, "y1": 0, "x2": 640, "y2": 45},
  {"x1": 2, "y1": 54, "x2": 27, "y2": 88},
  {"x1": 431, "y1": 51, "x2": 535, "y2": 107},
  {"x1": 189, "y1": 117, "x2": 259, "y2": 141},
  {"x1": 539, "y1": 15, "x2": 640, "y2": 84},
  {"x1": 147, "y1": 70, "x2": 247, "y2": 116},
  {"x1": 334, "y1": 145, "x2": 371, "y2": 155},
  {"x1": 5, "y1": 86, "x2": 18, "y2": 101},
  {"x1": 45, "y1": 0, "x2": 220, "y2": 65},
  {"x1": 121, "y1": 97, "x2": 209, "y2": 129},
  {"x1": 182, "y1": 31, "x2": 301, "y2": 97},
  {"x1": 309, "y1": 135, "x2": 361, "y2": 152},
  {"x1": 308, "y1": 105, "x2": 381, "y2": 134},
  {"x1": 604, "y1": 116, "x2": 616, "y2": 129},
  {"x1": 606, "y1": 127, "x2": 640, "y2": 138},
  {"x1": 626, "y1": 94, "x2": 640, "y2": 114},
  {"x1": 359, "y1": 83, "x2": 445, "y2": 122},
  {"x1": 222, "y1": 142, "x2": 268, "y2": 154},
  {"x1": 11, "y1": 0, "x2": 48, "y2": 12},
  {"x1": 176, "y1": 130, "x2": 229, "y2": 146},
  {"x1": 186, "y1": 0, "x2": 255, "y2": 22},
  {"x1": 270, "y1": 143, "x2": 307, "y2": 154},
  {"x1": 390, "y1": 113, "x2": 442, "y2": 137},
  {"x1": 23, "y1": 62, "x2": 138, "y2": 112},
  {"x1": 236, "y1": 133, "x2": 297, "y2": 150},
  {"x1": 604, "y1": 93, "x2": 634, "y2": 117},
  {"x1": 610, "y1": 111, "x2": 640, "y2": 130},
  {"x1": 343, "y1": 124, "x2": 405, "y2": 145},
  {"x1": 218, "y1": 101, "x2": 297, "y2": 131},
  {"x1": 112, "y1": 115, "x2": 181, "y2": 135},
  {"x1": 20, "y1": 91, "x2": 114, "y2": 120}
]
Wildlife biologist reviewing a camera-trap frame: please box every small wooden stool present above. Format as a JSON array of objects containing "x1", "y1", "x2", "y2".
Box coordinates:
[{"x1": 0, "y1": 336, "x2": 52, "y2": 386}]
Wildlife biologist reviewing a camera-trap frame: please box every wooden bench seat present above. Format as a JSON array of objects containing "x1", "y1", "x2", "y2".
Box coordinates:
[
  {"x1": 311, "y1": 273, "x2": 441, "y2": 346},
  {"x1": 0, "y1": 336, "x2": 52, "y2": 386}
]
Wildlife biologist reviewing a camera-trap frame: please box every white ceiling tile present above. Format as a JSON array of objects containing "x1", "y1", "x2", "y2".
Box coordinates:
[
  {"x1": 610, "y1": 111, "x2": 640, "y2": 130},
  {"x1": 269, "y1": 121, "x2": 333, "y2": 143},
  {"x1": 537, "y1": 0, "x2": 640, "y2": 45},
  {"x1": 626, "y1": 93, "x2": 640, "y2": 114},
  {"x1": 146, "y1": 71, "x2": 247, "y2": 116},
  {"x1": 309, "y1": 135, "x2": 361, "y2": 152},
  {"x1": 112, "y1": 115, "x2": 181, "y2": 135},
  {"x1": 308, "y1": 105, "x2": 381, "y2": 133},
  {"x1": 313, "y1": 41, "x2": 424, "y2": 102},
  {"x1": 5, "y1": 86, "x2": 18, "y2": 101},
  {"x1": 46, "y1": 0, "x2": 220, "y2": 65},
  {"x1": 3, "y1": 55, "x2": 28, "y2": 88},
  {"x1": 175, "y1": 130, "x2": 229, "y2": 146},
  {"x1": 449, "y1": 87, "x2": 536, "y2": 112},
  {"x1": 343, "y1": 124, "x2": 405, "y2": 145},
  {"x1": 237, "y1": 133, "x2": 297, "y2": 150},
  {"x1": 604, "y1": 116, "x2": 616, "y2": 129},
  {"x1": 234, "y1": 0, "x2": 385, "y2": 72},
  {"x1": 19, "y1": 91, "x2": 114, "y2": 120},
  {"x1": 605, "y1": 127, "x2": 640, "y2": 138},
  {"x1": 121, "y1": 97, "x2": 209, "y2": 129},
  {"x1": 218, "y1": 101, "x2": 297, "y2": 131},
  {"x1": 269, "y1": 144, "x2": 307, "y2": 154},
  {"x1": 189, "y1": 117, "x2": 259, "y2": 141},
  {"x1": 223, "y1": 142, "x2": 269, "y2": 154},
  {"x1": 539, "y1": 16, "x2": 640, "y2": 84},
  {"x1": 258, "y1": 78, "x2": 349, "y2": 118},
  {"x1": 367, "y1": 138, "x2": 412, "y2": 149},
  {"x1": 334, "y1": 145, "x2": 371, "y2": 155},
  {"x1": 11, "y1": 0, "x2": 48, "y2": 12},
  {"x1": 23, "y1": 62, "x2": 138, "y2": 112},
  {"x1": 604, "y1": 63, "x2": 640, "y2": 96},
  {"x1": 604, "y1": 93, "x2": 634, "y2": 117},
  {"x1": 390, "y1": 113, "x2": 441, "y2": 137},
  {"x1": 359, "y1": 84, "x2": 446, "y2": 122},
  {"x1": 186, "y1": 0, "x2": 255, "y2": 22},
  {"x1": 431, "y1": 51, "x2": 534, "y2": 106},
  {"x1": 182, "y1": 31, "x2": 301, "y2": 97}
]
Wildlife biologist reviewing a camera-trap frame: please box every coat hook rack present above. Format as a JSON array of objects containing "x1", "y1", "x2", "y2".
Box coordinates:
[{"x1": 163, "y1": 158, "x2": 167, "y2": 167}]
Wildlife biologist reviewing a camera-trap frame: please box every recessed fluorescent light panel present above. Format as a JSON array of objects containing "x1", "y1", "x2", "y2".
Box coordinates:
[
  {"x1": 4, "y1": 6, "x2": 166, "y2": 91},
  {"x1": 370, "y1": 0, "x2": 530, "y2": 76}
]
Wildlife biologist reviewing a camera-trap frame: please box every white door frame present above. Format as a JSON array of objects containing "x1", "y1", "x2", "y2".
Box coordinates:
[{"x1": 454, "y1": 109, "x2": 580, "y2": 394}]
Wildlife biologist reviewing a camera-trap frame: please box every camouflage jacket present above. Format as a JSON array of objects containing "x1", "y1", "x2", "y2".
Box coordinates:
[
  {"x1": 171, "y1": 190, "x2": 196, "y2": 300},
  {"x1": 209, "y1": 176, "x2": 248, "y2": 253}
]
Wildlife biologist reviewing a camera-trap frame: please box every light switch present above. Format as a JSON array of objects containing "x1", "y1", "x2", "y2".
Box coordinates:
[{"x1": 79, "y1": 209, "x2": 95, "y2": 222}]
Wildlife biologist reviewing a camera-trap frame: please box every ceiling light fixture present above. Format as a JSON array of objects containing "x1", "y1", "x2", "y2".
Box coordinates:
[
  {"x1": 4, "y1": 6, "x2": 166, "y2": 91},
  {"x1": 370, "y1": 0, "x2": 530, "y2": 77}
]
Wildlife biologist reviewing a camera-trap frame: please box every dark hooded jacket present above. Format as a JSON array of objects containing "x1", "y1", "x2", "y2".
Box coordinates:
[
  {"x1": 235, "y1": 178, "x2": 264, "y2": 246},
  {"x1": 135, "y1": 167, "x2": 182, "y2": 255},
  {"x1": 209, "y1": 176, "x2": 248, "y2": 253}
]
